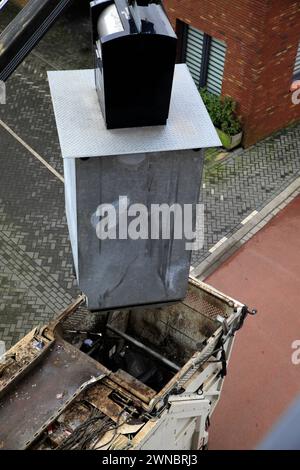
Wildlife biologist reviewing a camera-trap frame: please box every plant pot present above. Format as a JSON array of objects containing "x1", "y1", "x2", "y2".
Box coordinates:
[{"x1": 216, "y1": 128, "x2": 243, "y2": 150}]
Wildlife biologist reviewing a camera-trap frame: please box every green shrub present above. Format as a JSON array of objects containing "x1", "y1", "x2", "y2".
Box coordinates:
[{"x1": 200, "y1": 88, "x2": 242, "y2": 136}]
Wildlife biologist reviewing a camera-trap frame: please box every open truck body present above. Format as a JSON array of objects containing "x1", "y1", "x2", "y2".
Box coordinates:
[{"x1": 0, "y1": 277, "x2": 250, "y2": 450}]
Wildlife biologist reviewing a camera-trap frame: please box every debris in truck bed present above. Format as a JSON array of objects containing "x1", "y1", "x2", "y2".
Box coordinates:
[
  {"x1": 0, "y1": 330, "x2": 50, "y2": 388},
  {"x1": 56, "y1": 409, "x2": 120, "y2": 450},
  {"x1": 0, "y1": 279, "x2": 253, "y2": 450},
  {"x1": 57, "y1": 402, "x2": 91, "y2": 431}
]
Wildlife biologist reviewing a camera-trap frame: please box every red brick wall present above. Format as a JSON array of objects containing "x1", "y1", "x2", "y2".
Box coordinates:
[{"x1": 164, "y1": 0, "x2": 300, "y2": 147}]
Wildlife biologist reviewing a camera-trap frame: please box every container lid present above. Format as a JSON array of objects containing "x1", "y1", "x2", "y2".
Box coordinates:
[{"x1": 48, "y1": 64, "x2": 221, "y2": 159}]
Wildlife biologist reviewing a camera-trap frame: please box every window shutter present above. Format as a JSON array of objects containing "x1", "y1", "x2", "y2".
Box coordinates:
[
  {"x1": 293, "y1": 41, "x2": 300, "y2": 80},
  {"x1": 206, "y1": 37, "x2": 227, "y2": 95},
  {"x1": 185, "y1": 26, "x2": 204, "y2": 86},
  {"x1": 183, "y1": 24, "x2": 227, "y2": 94}
]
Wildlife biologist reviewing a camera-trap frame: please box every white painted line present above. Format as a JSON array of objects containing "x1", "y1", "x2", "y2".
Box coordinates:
[
  {"x1": 241, "y1": 210, "x2": 258, "y2": 225},
  {"x1": 0, "y1": 120, "x2": 64, "y2": 183},
  {"x1": 209, "y1": 236, "x2": 228, "y2": 253}
]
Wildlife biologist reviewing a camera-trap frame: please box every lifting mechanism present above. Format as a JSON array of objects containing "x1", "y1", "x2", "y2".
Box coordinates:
[{"x1": 0, "y1": 0, "x2": 256, "y2": 450}]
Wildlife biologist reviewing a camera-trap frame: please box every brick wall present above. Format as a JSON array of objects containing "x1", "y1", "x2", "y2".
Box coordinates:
[{"x1": 164, "y1": 0, "x2": 300, "y2": 147}]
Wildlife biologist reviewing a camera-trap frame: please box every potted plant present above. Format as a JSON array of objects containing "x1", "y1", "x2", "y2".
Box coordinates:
[{"x1": 200, "y1": 89, "x2": 243, "y2": 150}]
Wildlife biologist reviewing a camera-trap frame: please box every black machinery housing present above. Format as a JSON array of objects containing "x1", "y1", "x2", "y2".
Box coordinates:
[{"x1": 91, "y1": 0, "x2": 177, "y2": 129}]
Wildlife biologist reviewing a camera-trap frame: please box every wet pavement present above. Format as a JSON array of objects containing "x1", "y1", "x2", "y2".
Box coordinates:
[{"x1": 207, "y1": 195, "x2": 300, "y2": 449}]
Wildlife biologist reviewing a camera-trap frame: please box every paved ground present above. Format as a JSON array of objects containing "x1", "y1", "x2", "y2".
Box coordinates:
[
  {"x1": 192, "y1": 176, "x2": 300, "y2": 279},
  {"x1": 0, "y1": 4, "x2": 87, "y2": 346},
  {"x1": 0, "y1": 3, "x2": 300, "y2": 348},
  {"x1": 194, "y1": 126, "x2": 300, "y2": 265},
  {"x1": 207, "y1": 195, "x2": 300, "y2": 449}
]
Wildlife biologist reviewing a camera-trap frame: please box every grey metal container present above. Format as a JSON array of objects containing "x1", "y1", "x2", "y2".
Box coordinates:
[
  {"x1": 73, "y1": 149, "x2": 202, "y2": 310},
  {"x1": 48, "y1": 64, "x2": 221, "y2": 311}
]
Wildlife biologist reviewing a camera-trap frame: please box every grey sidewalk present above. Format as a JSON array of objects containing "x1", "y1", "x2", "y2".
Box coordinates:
[
  {"x1": 0, "y1": 4, "x2": 300, "y2": 348},
  {"x1": 191, "y1": 123, "x2": 300, "y2": 266},
  {"x1": 191, "y1": 176, "x2": 300, "y2": 279}
]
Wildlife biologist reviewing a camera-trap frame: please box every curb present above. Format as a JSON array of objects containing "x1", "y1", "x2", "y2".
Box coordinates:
[{"x1": 191, "y1": 176, "x2": 300, "y2": 280}]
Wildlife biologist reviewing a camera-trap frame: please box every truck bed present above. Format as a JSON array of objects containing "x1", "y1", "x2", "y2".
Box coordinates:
[{"x1": 0, "y1": 278, "x2": 252, "y2": 450}]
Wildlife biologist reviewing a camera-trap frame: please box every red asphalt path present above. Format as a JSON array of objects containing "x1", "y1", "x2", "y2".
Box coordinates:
[{"x1": 207, "y1": 195, "x2": 300, "y2": 449}]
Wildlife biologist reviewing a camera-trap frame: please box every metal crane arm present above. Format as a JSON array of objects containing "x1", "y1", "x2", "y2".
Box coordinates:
[
  {"x1": 0, "y1": 0, "x2": 163, "y2": 82},
  {"x1": 0, "y1": 0, "x2": 74, "y2": 81}
]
